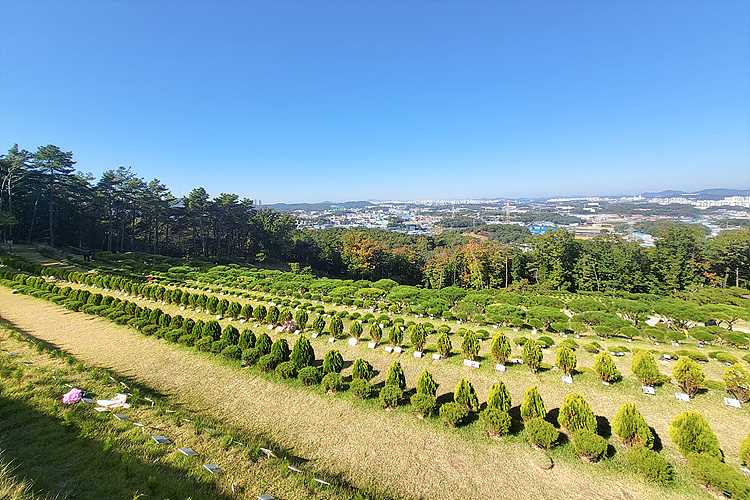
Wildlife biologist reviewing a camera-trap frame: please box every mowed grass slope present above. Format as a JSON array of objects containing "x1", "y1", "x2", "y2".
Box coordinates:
[{"x1": 0, "y1": 289, "x2": 714, "y2": 499}]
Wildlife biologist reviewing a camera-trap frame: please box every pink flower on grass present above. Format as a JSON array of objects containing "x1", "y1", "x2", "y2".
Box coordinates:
[{"x1": 62, "y1": 388, "x2": 83, "y2": 405}]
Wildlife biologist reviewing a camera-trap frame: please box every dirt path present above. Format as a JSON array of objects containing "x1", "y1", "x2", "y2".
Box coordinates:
[{"x1": 0, "y1": 289, "x2": 697, "y2": 500}]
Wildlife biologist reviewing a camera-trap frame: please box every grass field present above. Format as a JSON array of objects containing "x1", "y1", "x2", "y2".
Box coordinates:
[{"x1": 0, "y1": 288, "x2": 720, "y2": 499}]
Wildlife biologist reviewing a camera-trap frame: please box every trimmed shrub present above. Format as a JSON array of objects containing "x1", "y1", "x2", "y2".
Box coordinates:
[
  {"x1": 322, "y1": 350, "x2": 344, "y2": 375},
  {"x1": 454, "y1": 378, "x2": 480, "y2": 412},
  {"x1": 368, "y1": 323, "x2": 382, "y2": 344},
  {"x1": 555, "y1": 346, "x2": 576, "y2": 375},
  {"x1": 439, "y1": 402, "x2": 469, "y2": 427},
  {"x1": 740, "y1": 433, "x2": 750, "y2": 467},
  {"x1": 593, "y1": 352, "x2": 622, "y2": 383},
  {"x1": 461, "y1": 331, "x2": 480, "y2": 361},
  {"x1": 486, "y1": 382, "x2": 511, "y2": 412},
  {"x1": 490, "y1": 333, "x2": 511, "y2": 364},
  {"x1": 253, "y1": 305, "x2": 267, "y2": 322},
  {"x1": 210, "y1": 340, "x2": 228, "y2": 354},
  {"x1": 672, "y1": 357, "x2": 705, "y2": 397},
  {"x1": 275, "y1": 361, "x2": 297, "y2": 379},
  {"x1": 178, "y1": 333, "x2": 197, "y2": 346},
  {"x1": 669, "y1": 411, "x2": 722, "y2": 459},
  {"x1": 321, "y1": 372, "x2": 344, "y2": 393},
  {"x1": 612, "y1": 403, "x2": 653, "y2": 448},
  {"x1": 479, "y1": 408, "x2": 512, "y2": 437},
  {"x1": 269, "y1": 339, "x2": 290, "y2": 364},
  {"x1": 622, "y1": 447, "x2": 674, "y2": 485},
  {"x1": 632, "y1": 351, "x2": 662, "y2": 386},
  {"x1": 520, "y1": 386, "x2": 546, "y2": 421},
  {"x1": 409, "y1": 325, "x2": 427, "y2": 351},
  {"x1": 385, "y1": 361, "x2": 406, "y2": 390},
  {"x1": 388, "y1": 325, "x2": 403, "y2": 347},
  {"x1": 572, "y1": 430, "x2": 608, "y2": 462},
  {"x1": 298, "y1": 366, "x2": 321, "y2": 386},
  {"x1": 351, "y1": 358, "x2": 375, "y2": 381},
  {"x1": 416, "y1": 370, "x2": 438, "y2": 397},
  {"x1": 687, "y1": 453, "x2": 750, "y2": 499},
  {"x1": 256, "y1": 353, "x2": 277, "y2": 372},
  {"x1": 349, "y1": 320, "x2": 363, "y2": 338},
  {"x1": 290, "y1": 336, "x2": 315, "y2": 369},
  {"x1": 203, "y1": 320, "x2": 221, "y2": 340},
  {"x1": 723, "y1": 363, "x2": 750, "y2": 403},
  {"x1": 330, "y1": 317, "x2": 344, "y2": 339},
  {"x1": 220, "y1": 325, "x2": 240, "y2": 345},
  {"x1": 522, "y1": 339, "x2": 543, "y2": 373},
  {"x1": 238, "y1": 329, "x2": 256, "y2": 350},
  {"x1": 379, "y1": 384, "x2": 403, "y2": 409},
  {"x1": 350, "y1": 378, "x2": 373, "y2": 399},
  {"x1": 255, "y1": 333, "x2": 272, "y2": 355},
  {"x1": 266, "y1": 306, "x2": 279, "y2": 325},
  {"x1": 221, "y1": 345, "x2": 241, "y2": 360},
  {"x1": 410, "y1": 393, "x2": 437, "y2": 417},
  {"x1": 242, "y1": 348, "x2": 261, "y2": 366},
  {"x1": 525, "y1": 417, "x2": 558, "y2": 449},
  {"x1": 559, "y1": 393, "x2": 597, "y2": 434},
  {"x1": 195, "y1": 336, "x2": 212, "y2": 352},
  {"x1": 437, "y1": 332, "x2": 452, "y2": 357}
]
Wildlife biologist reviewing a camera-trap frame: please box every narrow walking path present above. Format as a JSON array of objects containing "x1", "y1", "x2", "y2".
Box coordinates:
[{"x1": 0, "y1": 288, "x2": 694, "y2": 500}]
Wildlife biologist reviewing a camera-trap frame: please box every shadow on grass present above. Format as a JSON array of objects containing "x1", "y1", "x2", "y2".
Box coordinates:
[{"x1": 0, "y1": 395, "x2": 230, "y2": 500}]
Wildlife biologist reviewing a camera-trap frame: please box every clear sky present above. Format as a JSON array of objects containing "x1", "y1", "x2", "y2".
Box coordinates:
[{"x1": 2, "y1": 1, "x2": 749, "y2": 202}]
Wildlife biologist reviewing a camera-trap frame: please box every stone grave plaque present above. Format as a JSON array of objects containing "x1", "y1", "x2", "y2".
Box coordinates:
[
  {"x1": 203, "y1": 463, "x2": 222, "y2": 474},
  {"x1": 413, "y1": 351, "x2": 423, "y2": 359},
  {"x1": 602, "y1": 381, "x2": 610, "y2": 386},
  {"x1": 152, "y1": 435, "x2": 171, "y2": 445},
  {"x1": 561, "y1": 375, "x2": 573, "y2": 385},
  {"x1": 328, "y1": 337, "x2": 335, "y2": 344},
  {"x1": 267, "y1": 325, "x2": 274, "y2": 331},
  {"x1": 367, "y1": 341, "x2": 376, "y2": 349},
  {"x1": 311, "y1": 332, "x2": 319, "y2": 339},
  {"x1": 348, "y1": 338, "x2": 358, "y2": 346},
  {"x1": 113, "y1": 413, "x2": 129, "y2": 421},
  {"x1": 495, "y1": 363, "x2": 506, "y2": 373},
  {"x1": 133, "y1": 422, "x2": 144, "y2": 428},
  {"x1": 384, "y1": 346, "x2": 394, "y2": 353},
  {"x1": 510, "y1": 358, "x2": 524, "y2": 365},
  {"x1": 671, "y1": 341, "x2": 680, "y2": 347},
  {"x1": 463, "y1": 359, "x2": 480, "y2": 369},
  {"x1": 642, "y1": 385, "x2": 656, "y2": 395},
  {"x1": 431, "y1": 353, "x2": 441, "y2": 361},
  {"x1": 240, "y1": 319, "x2": 246, "y2": 324},
  {"x1": 287, "y1": 465, "x2": 302, "y2": 473},
  {"x1": 724, "y1": 397, "x2": 741, "y2": 409},
  {"x1": 394, "y1": 346, "x2": 402, "y2": 354},
  {"x1": 674, "y1": 392, "x2": 690, "y2": 402},
  {"x1": 216, "y1": 315, "x2": 223, "y2": 320},
  {"x1": 178, "y1": 447, "x2": 198, "y2": 457},
  {"x1": 313, "y1": 478, "x2": 331, "y2": 486},
  {"x1": 259, "y1": 447, "x2": 276, "y2": 458},
  {"x1": 613, "y1": 351, "x2": 625, "y2": 357},
  {"x1": 81, "y1": 397, "x2": 95, "y2": 404}
]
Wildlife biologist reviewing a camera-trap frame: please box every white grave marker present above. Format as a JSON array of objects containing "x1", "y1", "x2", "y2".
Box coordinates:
[
  {"x1": 311, "y1": 332, "x2": 319, "y2": 339},
  {"x1": 675, "y1": 392, "x2": 690, "y2": 402},
  {"x1": 724, "y1": 397, "x2": 742, "y2": 409},
  {"x1": 413, "y1": 351, "x2": 423, "y2": 359},
  {"x1": 463, "y1": 359, "x2": 480, "y2": 369},
  {"x1": 328, "y1": 337, "x2": 335, "y2": 344},
  {"x1": 178, "y1": 447, "x2": 198, "y2": 457},
  {"x1": 348, "y1": 338, "x2": 358, "y2": 347},
  {"x1": 642, "y1": 385, "x2": 656, "y2": 395},
  {"x1": 367, "y1": 341, "x2": 376, "y2": 349},
  {"x1": 561, "y1": 374, "x2": 573, "y2": 385},
  {"x1": 288, "y1": 465, "x2": 302, "y2": 473},
  {"x1": 394, "y1": 346, "x2": 403, "y2": 354},
  {"x1": 602, "y1": 381, "x2": 610, "y2": 386},
  {"x1": 495, "y1": 363, "x2": 506, "y2": 373},
  {"x1": 384, "y1": 346, "x2": 394, "y2": 353},
  {"x1": 431, "y1": 353, "x2": 441, "y2": 361}
]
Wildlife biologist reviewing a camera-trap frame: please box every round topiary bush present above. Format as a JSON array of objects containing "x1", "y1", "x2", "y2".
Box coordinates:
[
  {"x1": 453, "y1": 378, "x2": 479, "y2": 412},
  {"x1": 520, "y1": 386, "x2": 546, "y2": 421},
  {"x1": 256, "y1": 353, "x2": 277, "y2": 372},
  {"x1": 321, "y1": 372, "x2": 344, "y2": 393},
  {"x1": 490, "y1": 333, "x2": 511, "y2": 364},
  {"x1": 525, "y1": 417, "x2": 558, "y2": 449},
  {"x1": 220, "y1": 325, "x2": 240, "y2": 345},
  {"x1": 571, "y1": 430, "x2": 608, "y2": 462},
  {"x1": 275, "y1": 360, "x2": 297, "y2": 379},
  {"x1": 669, "y1": 411, "x2": 722, "y2": 459},
  {"x1": 385, "y1": 361, "x2": 406, "y2": 390},
  {"x1": 558, "y1": 393, "x2": 597, "y2": 434},
  {"x1": 522, "y1": 339, "x2": 543, "y2": 373},
  {"x1": 352, "y1": 358, "x2": 375, "y2": 381},
  {"x1": 379, "y1": 384, "x2": 403, "y2": 409},
  {"x1": 632, "y1": 351, "x2": 662, "y2": 386},
  {"x1": 686, "y1": 453, "x2": 750, "y2": 499},
  {"x1": 195, "y1": 336, "x2": 212, "y2": 352},
  {"x1": 298, "y1": 366, "x2": 321, "y2": 386},
  {"x1": 410, "y1": 393, "x2": 437, "y2": 418},
  {"x1": 555, "y1": 346, "x2": 576, "y2": 375},
  {"x1": 486, "y1": 382, "x2": 511, "y2": 413},
  {"x1": 479, "y1": 408, "x2": 512, "y2": 437},
  {"x1": 672, "y1": 357, "x2": 705, "y2": 397},
  {"x1": 612, "y1": 403, "x2": 653, "y2": 448},
  {"x1": 350, "y1": 378, "x2": 372, "y2": 399},
  {"x1": 723, "y1": 363, "x2": 750, "y2": 403},
  {"x1": 623, "y1": 447, "x2": 674, "y2": 485},
  {"x1": 439, "y1": 402, "x2": 469, "y2": 427},
  {"x1": 593, "y1": 352, "x2": 622, "y2": 383},
  {"x1": 221, "y1": 345, "x2": 241, "y2": 360},
  {"x1": 322, "y1": 350, "x2": 344, "y2": 375}
]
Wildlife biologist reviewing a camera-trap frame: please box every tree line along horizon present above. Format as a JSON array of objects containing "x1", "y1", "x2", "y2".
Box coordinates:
[{"x1": 1, "y1": 143, "x2": 749, "y2": 294}]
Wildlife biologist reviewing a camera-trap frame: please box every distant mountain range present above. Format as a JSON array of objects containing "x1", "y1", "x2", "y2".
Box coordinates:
[{"x1": 641, "y1": 188, "x2": 750, "y2": 200}]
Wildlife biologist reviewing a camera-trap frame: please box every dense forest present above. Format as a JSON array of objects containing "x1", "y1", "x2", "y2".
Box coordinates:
[{"x1": 1, "y1": 143, "x2": 749, "y2": 293}]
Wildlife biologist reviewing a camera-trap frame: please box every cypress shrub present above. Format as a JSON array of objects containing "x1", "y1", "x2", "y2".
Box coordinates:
[
  {"x1": 203, "y1": 320, "x2": 221, "y2": 340},
  {"x1": 294, "y1": 310, "x2": 308, "y2": 330},
  {"x1": 622, "y1": 447, "x2": 673, "y2": 485},
  {"x1": 525, "y1": 417, "x2": 558, "y2": 449},
  {"x1": 349, "y1": 320, "x2": 363, "y2": 338},
  {"x1": 555, "y1": 346, "x2": 577, "y2": 375},
  {"x1": 312, "y1": 315, "x2": 326, "y2": 333},
  {"x1": 672, "y1": 357, "x2": 705, "y2": 396},
  {"x1": 322, "y1": 350, "x2": 344, "y2": 374},
  {"x1": 632, "y1": 351, "x2": 662, "y2": 386},
  {"x1": 388, "y1": 326, "x2": 403, "y2": 346},
  {"x1": 410, "y1": 393, "x2": 437, "y2": 417},
  {"x1": 275, "y1": 361, "x2": 297, "y2": 379},
  {"x1": 572, "y1": 430, "x2": 608, "y2": 462},
  {"x1": 210, "y1": 340, "x2": 227, "y2": 354},
  {"x1": 437, "y1": 332, "x2": 452, "y2": 357},
  {"x1": 385, "y1": 361, "x2": 406, "y2": 390},
  {"x1": 454, "y1": 378, "x2": 480, "y2": 412},
  {"x1": 740, "y1": 433, "x2": 750, "y2": 466},
  {"x1": 267, "y1": 306, "x2": 279, "y2": 325},
  {"x1": 256, "y1": 353, "x2": 277, "y2": 372},
  {"x1": 593, "y1": 352, "x2": 622, "y2": 383},
  {"x1": 238, "y1": 329, "x2": 256, "y2": 350},
  {"x1": 255, "y1": 333, "x2": 272, "y2": 355},
  {"x1": 195, "y1": 337, "x2": 212, "y2": 352},
  {"x1": 612, "y1": 403, "x2": 653, "y2": 448},
  {"x1": 409, "y1": 325, "x2": 426, "y2": 351},
  {"x1": 669, "y1": 411, "x2": 722, "y2": 459},
  {"x1": 379, "y1": 384, "x2": 403, "y2": 409},
  {"x1": 350, "y1": 378, "x2": 372, "y2": 399},
  {"x1": 241, "y1": 348, "x2": 261, "y2": 366},
  {"x1": 142, "y1": 324, "x2": 159, "y2": 336},
  {"x1": 461, "y1": 331, "x2": 480, "y2": 361},
  {"x1": 227, "y1": 301, "x2": 241, "y2": 319},
  {"x1": 723, "y1": 363, "x2": 750, "y2": 403},
  {"x1": 279, "y1": 308, "x2": 293, "y2": 324},
  {"x1": 352, "y1": 358, "x2": 375, "y2": 380},
  {"x1": 439, "y1": 402, "x2": 468, "y2": 427},
  {"x1": 487, "y1": 382, "x2": 512, "y2": 412},
  {"x1": 330, "y1": 317, "x2": 344, "y2": 338},
  {"x1": 479, "y1": 409, "x2": 512, "y2": 437},
  {"x1": 520, "y1": 386, "x2": 546, "y2": 421},
  {"x1": 298, "y1": 366, "x2": 321, "y2": 386},
  {"x1": 221, "y1": 345, "x2": 241, "y2": 360},
  {"x1": 416, "y1": 370, "x2": 438, "y2": 397},
  {"x1": 269, "y1": 339, "x2": 290, "y2": 364},
  {"x1": 369, "y1": 323, "x2": 382, "y2": 344},
  {"x1": 522, "y1": 339, "x2": 543, "y2": 373},
  {"x1": 687, "y1": 453, "x2": 750, "y2": 499},
  {"x1": 253, "y1": 305, "x2": 267, "y2": 322},
  {"x1": 490, "y1": 333, "x2": 511, "y2": 364},
  {"x1": 290, "y1": 336, "x2": 315, "y2": 369},
  {"x1": 221, "y1": 325, "x2": 240, "y2": 345},
  {"x1": 321, "y1": 372, "x2": 344, "y2": 393},
  {"x1": 240, "y1": 303, "x2": 253, "y2": 320},
  {"x1": 178, "y1": 333, "x2": 197, "y2": 346},
  {"x1": 559, "y1": 393, "x2": 597, "y2": 434}
]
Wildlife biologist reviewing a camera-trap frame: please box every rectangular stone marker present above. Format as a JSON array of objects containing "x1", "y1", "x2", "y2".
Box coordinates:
[
  {"x1": 113, "y1": 413, "x2": 129, "y2": 421},
  {"x1": 384, "y1": 346, "x2": 394, "y2": 353},
  {"x1": 367, "y1": 341, "x2": 376, "y2": 349},
  {"x1": 671, "y1": 341, "x2": 680, "y2": 347},
  {"x1": 394, "y1": 346, "x2": 403, "y2": 354},
  {"x1": 311, "y1": 332, "x2": 319, "y2": 339},
  {"x1": 203, "y1": 463, "x2": 222, "y2": 474},
  {"x1": 613, "y1": 352, "x2": 625, "y2": 357},
  {"x1": 240, "y1": 319, "x2": 246, "y2": 324},
  {"x1": 313, "y1": 478, "x2": 331, "y2": 486},
  {"x1": 495, "y1": 363, "x2": 506, "y2": 373},
  {"x1": 216, "y1": 315, "x2": 223, "y2": 320},
  {"x1": 288, "y1": 465, "x2": 302, "y2": 473},
  {"x1": 258, "y1": 495, "x2": 276, "y2": 500},
  {"x1": 463, "y1": 359, "x2": 480, "y2": 369},
  {"x1": 602, "y1": 381, "x2": 610, "y2": 386},
  {"x1": 133, "y1": 422, "x2": 144, "y2": 428},
  {"x1": 178, "y1": 447, "x2": 198, "y2": 457},
  {"x1": 328, "y1": 338, "x2": 335, "y2": 344},
  {"x1": 561, "y1": 375, "x2": 573, "y2": 385},
  {"x1": 510, "y1": 358, "x2": 524, "y2": 365},
  {"x1": 432, "y1": 353, "x2": 441, "y2": 361},
  {"x1": 675, "y1": 392, "x2": 690, "y2": 402},
  {"x1": 642, "y1": 385, "x2": 656, "y2": 395},
  {"x1": 724, "y1": 397, "x2": 742, "y2": 409},
  {"x1": 259, "y1": 447, "x2": 276, "y2": 458},
  {"x1": 741, "y1": 466, "x2": 750, "y2": 477},
  {"x1": 152, "y1": 435, "x2": 171, "y2": 445},
  {"x1": 81, "y1": 397, "x2": 95, "y2": 404},
  {"x1": 348, "y1": 338, "x2": 358, "y2": 346},
  {"x1": 413, "y1": 351, "x2": 423, "y2": 358}
]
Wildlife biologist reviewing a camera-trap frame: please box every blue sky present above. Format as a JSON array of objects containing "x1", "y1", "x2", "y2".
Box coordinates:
[{"x1": 2, "y1": 1, "x2": 749, "y2": 202}]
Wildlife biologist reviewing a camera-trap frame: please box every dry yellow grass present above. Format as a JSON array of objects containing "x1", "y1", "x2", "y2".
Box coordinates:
[{"x1": 0, "y1": 288, "x2": 714, "y2": 499}]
